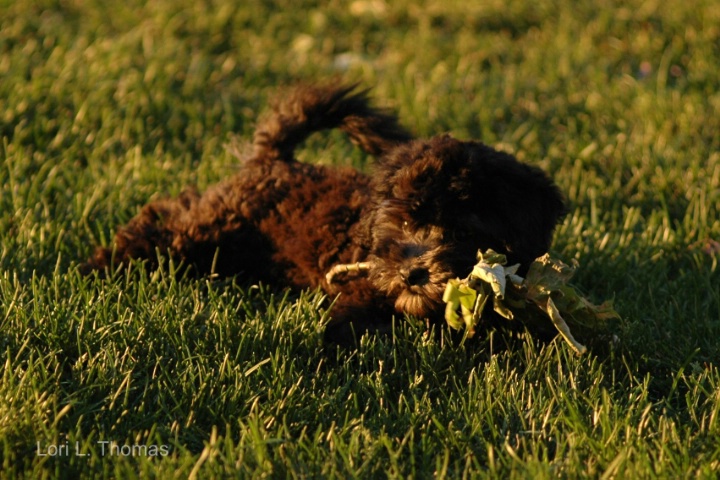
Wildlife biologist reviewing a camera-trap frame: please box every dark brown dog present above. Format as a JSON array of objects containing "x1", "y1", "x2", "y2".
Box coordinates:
[{"x1": 82, "y1": 83, "x2": 567, "y2": 343}]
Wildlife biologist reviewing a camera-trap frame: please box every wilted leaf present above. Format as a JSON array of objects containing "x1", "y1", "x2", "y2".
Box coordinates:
[
  {"x1": 524, "y1": 253, "x2": 577, "y2": 299},
  {"x1": 443, "y1": 279, "x2": 478, "y2": 333},
  {"x1": 471, "y1": 262, "x2": 508, "y2": 298},
  {"x1": 443, "y1": 249, "x2": 621, "y2": 354},
  {"x1": 541, "y1": 296, "x2": 587, "y2": 355},
  {"x1": 493, "y1": 297, "x2": 514, "y2": 320}
]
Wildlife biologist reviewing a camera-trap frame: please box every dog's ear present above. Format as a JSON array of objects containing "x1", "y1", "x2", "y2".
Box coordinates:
[{"x1": 460, "y1": 141, "x2": 568, "y2": 264}]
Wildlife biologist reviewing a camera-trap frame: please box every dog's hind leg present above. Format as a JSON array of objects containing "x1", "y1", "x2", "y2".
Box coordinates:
[{"x1": 80, "y1": 189, "x2": 204, "y2": 276}]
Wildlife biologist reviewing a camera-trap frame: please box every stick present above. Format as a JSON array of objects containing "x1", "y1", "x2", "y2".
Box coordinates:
[{"x1": 325, "y1": 261, "x2": 374, "y2": 284}]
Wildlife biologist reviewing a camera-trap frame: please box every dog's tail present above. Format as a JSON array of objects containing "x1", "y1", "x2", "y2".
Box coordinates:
[{"x1": 252, "y1": 83, "x2": 413, "y2": 161}]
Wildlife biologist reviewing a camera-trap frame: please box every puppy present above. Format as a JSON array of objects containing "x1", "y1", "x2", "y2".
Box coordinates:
[{"x1": 82, "y1": 83, "x2": 567, "y2": 343}]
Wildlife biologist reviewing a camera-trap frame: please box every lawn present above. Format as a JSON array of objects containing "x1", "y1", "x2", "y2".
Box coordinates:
[{"x1": 1, "y1": 0, "x2": 719, "y2": 477}]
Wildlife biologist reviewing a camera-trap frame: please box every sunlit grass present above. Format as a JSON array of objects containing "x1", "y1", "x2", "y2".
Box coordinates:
[{"x1": 1, "y1": 0, "x2": 719, "y2": 477}]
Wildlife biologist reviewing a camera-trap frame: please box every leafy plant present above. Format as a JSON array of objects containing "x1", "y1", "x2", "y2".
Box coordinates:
[{"x1": 444, "y1": 249, "x2": 621, "y2": 354}]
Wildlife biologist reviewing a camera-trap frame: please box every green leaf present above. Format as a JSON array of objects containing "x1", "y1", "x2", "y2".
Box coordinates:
[
  {"x1": 442, "y1": 249, "x2": 621, "y2": 355},
  {"x1": 443, "y1": 280, "x2": 478, "y2": 331}
]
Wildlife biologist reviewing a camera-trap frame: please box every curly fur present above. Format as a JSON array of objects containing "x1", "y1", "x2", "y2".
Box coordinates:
[{"x1": 82, "y1": 82, "x2": 567, "y2": 344}]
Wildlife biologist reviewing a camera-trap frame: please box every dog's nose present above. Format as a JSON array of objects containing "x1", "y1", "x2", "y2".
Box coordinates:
[{"x1": 400, "y1": 267, "x2": 430, "y2": 286}]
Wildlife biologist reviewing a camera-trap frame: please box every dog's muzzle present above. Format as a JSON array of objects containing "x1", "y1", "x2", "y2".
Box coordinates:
[{"x1": 399, "y1": 266, "x2": 430, "y2": 287}]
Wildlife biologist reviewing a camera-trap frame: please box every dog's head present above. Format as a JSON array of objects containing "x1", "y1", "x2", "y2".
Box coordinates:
[{"x1": 364, "y1": 135, "x2": 568, "y2": 318}]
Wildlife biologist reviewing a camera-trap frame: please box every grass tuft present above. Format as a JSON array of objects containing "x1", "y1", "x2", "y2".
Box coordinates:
[{"x1": 1, "y1": 0, "x2": 719, "y2": 477}]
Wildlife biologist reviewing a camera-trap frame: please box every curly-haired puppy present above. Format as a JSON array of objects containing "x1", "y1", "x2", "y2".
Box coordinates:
[{"x1": 82, "y1": 83, "x2": 567, "y2": 343}]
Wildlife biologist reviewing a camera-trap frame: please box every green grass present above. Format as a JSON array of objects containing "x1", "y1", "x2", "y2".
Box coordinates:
[{"x1": 2, "y1": 0, "x2": 719, "y2": 477}]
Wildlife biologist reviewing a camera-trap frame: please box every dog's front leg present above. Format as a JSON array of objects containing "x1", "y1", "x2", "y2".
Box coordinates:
[{"x1": 323, "y1": 299, "x2": 396, "y2": 346}]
